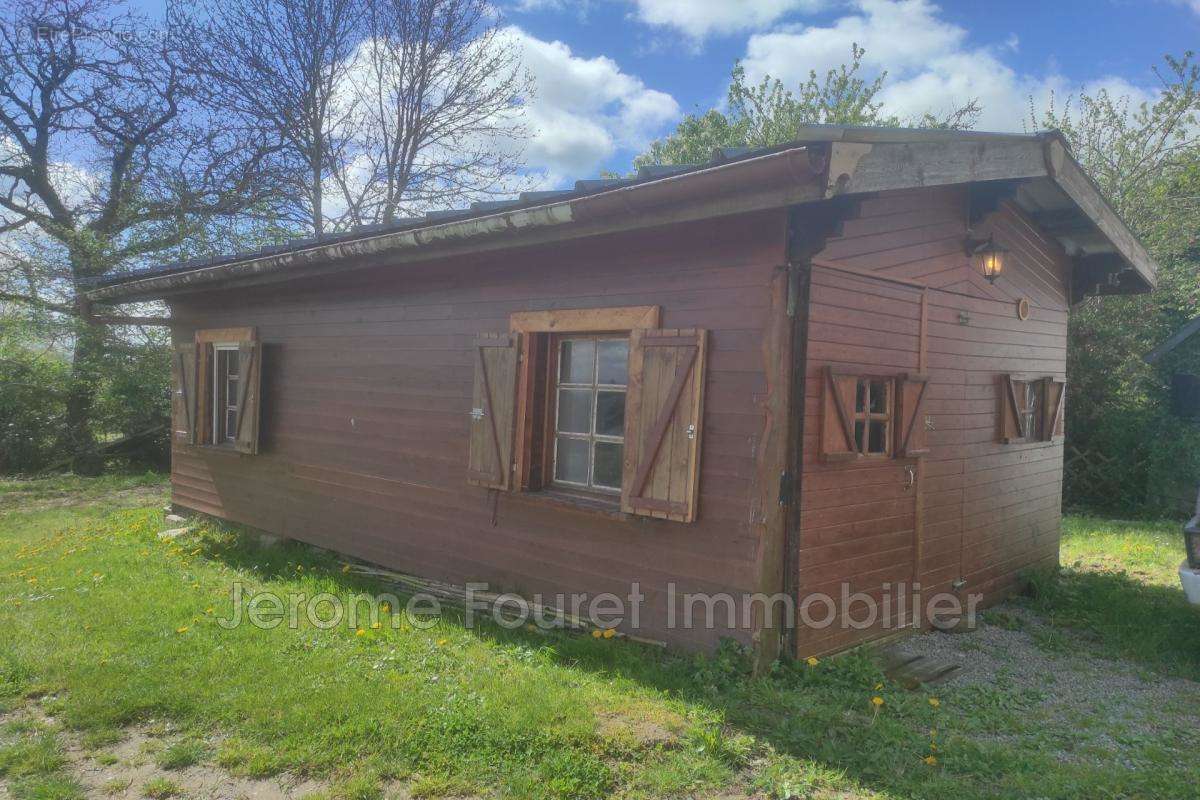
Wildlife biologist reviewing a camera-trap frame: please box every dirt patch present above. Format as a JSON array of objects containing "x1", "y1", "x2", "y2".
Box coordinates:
[
  {"x1": 595, "y1": 711, "x2": 679, "y2": 748},
  {"x1": 2, "y1": 704, "x2": 329, "y2": 800},
  {"x1": 70, "y1": 726, "x2": 328, "y2": 800}
]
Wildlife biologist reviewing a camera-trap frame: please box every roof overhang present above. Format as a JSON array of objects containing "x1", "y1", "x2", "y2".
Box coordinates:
[{"x1": 87, "y1": 127, "x2": 1156, "y2": 304}]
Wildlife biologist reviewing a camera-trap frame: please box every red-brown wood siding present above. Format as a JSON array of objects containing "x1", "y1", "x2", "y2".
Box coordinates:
[
  {"x1": 168, "y1": 211, "x2": 789, "y2": 652},
  {"x1": 795, "y1": 186, "x2": 1069, "y2": 656}
]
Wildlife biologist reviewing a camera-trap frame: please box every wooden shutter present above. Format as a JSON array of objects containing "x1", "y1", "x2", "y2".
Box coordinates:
[
  {"x1": 467, "y1": 333, "x2": 519, "y2": 490},
  {"x1": 820, "y1": 367, "x2": 858, "y2": 461},
  {"x1": 622, "y1": 328, "x2": 707, "y2": 522},
  {"x1": 1042, "y1": 378, "x2": 1066, "y2": 441},
  {"x1": 998, "y1": 375, "x2": 1024, "y2": 443},
  {"x1": 234, "y1": 341, "x2": 263, "y2": 454},
  {"x1": 171, "y1": 344, "x2": 198, "y2": 445},
  {"x1": 896, "y1": 373, "x2": 930, "y2": 457}
]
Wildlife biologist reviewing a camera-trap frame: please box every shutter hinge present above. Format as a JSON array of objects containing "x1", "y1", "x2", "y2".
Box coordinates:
[{"x1": 778, "y1": 470, "x2": 794, "y2": 507}]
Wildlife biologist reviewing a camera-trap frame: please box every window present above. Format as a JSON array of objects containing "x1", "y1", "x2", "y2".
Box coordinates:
[
  {"x1": 852, "y1": 378, "x2": 892, "y2": 456},
  {"x1": 999, "y1": 375, "x2": 1066, "y2": 444},
  {"x1": 213, "y1": 345, "x2": 241, "y2": 445},
  {"x1": 820, "y1": 368, "x2": 904, "y2": 461},
  {"x1": 173, "y1": 328, "x2": 263, "y2": 454},
  {"x1": 551, "y1": 337, "x2": 628, "y2": 493},
  {"x1": 1016, "y1": 379, "x2": 1043, "y2": 442},
  {"x1": 467, "y1": 307, "x2": 709, "y2": 522}
]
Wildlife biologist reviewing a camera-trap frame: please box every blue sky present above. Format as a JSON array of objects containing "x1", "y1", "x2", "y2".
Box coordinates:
[{"x1": 136, "y1": 0, "x2": 1200, "y2": 188}]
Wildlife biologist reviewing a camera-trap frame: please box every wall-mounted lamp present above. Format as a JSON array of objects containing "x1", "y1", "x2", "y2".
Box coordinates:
[{"x1": 964, "y1": 234, "x2": 1007, "y2": 284}]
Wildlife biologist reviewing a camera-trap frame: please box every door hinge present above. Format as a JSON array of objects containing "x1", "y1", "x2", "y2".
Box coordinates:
[{"x1": 778, "y1": 470, "x2": 794, "y2": 507}]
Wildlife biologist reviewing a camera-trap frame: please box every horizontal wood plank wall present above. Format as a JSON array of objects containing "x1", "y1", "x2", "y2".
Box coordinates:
[
  {"x1": 796, "y1": 186, "x2": 1069, "y2": 656},
  {"x1": 169, "y1": 210, "x2": 788, "y2": 652}
]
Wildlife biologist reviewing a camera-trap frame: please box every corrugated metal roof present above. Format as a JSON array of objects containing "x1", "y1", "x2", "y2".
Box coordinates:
[
  {"x1": 84, "y1": 158, "x2": 727, "y2": 289},
  {"x1": 88, "y1": 125, "x2": 1151, "y2": 301}
]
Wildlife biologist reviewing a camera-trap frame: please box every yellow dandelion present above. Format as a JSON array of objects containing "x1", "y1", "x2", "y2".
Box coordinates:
[
  {"x1": 928, "y1": 697, "x2": 940, "y2": 708},
  {"x1": 381, "y1": 603, "x2": 390, "y2": 613},
  {"x1": 874, "y1": 682, "x2": 884, "y2": 691},
  {"x1": 591, "y1": 629, "x2": 602, "y2": 638},
  {"x1": 371, "y1": 622, "x2": 382, "y2": 630},
  {"x1": 923, "y1": 755, "x2": 938, "y2": 766},
  {"x1": 602, "y1": 629, "x2": 615, "y2": 639},
  {"x1": 342, "y1": 564, "x2": 351, "y2": 573},
  {"x1": 176, "y1": 626, "x2": 189, "y2": 634},
  {"x1": 205, "y1": 607, "x2": 215, "y2": 615},
  {"x1": 437, "y1": 638, "x2": 448, "y2": 646},
  {"x1": 806, "y1": 656, "x2": 819, "y2": 667},
  {"x1": 871, "y1": 696, "x2": 884, "y2": 708},
  {"x1": 356, "y1": 628, "x2": 366, "y2": 637}
]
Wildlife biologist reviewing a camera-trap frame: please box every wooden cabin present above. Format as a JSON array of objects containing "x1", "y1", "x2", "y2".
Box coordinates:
[{"x1": 87, "y1": 127, "x2": 1157, "y2": 663}]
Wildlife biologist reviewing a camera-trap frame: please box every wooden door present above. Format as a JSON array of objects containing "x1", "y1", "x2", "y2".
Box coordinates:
[{"x1": 795, "y1": 264, "x2": 929, "y2": 655}]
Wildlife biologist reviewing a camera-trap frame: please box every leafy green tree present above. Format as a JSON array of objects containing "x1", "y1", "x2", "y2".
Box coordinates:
[
  {"x1": 1034, "y1": 53, "x2": 1200, "y2": 514},
  {"x1": 636, "y1": 45, "x2": 980, "y2": 168}
]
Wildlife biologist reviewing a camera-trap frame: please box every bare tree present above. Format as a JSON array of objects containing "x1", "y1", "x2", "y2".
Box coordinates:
[
  {"x1": 177, "y1": 0, "x2": 366, "y2": 235},
  {"x1": 0, "y1": 0, "x2": 281, "y2": 472},
  {"x1": 334, "y1": 0, "x2": 529, "y2": 226}
]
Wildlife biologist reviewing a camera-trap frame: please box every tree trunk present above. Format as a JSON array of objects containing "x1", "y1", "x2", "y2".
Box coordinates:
[
  {"x1": 63, "y1": 320, "x2": 106, "y2": 476},
  {"x1": 312, "y1": 149, "x2": 324, "y2": 236}
]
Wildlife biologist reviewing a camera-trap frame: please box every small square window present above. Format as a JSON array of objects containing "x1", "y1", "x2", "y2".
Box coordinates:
[{"x1": 853, "y1": 378, "x2": 891, "y2": 456}]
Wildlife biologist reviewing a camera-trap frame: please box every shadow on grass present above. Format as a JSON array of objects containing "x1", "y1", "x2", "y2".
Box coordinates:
[
  {"x1": 186, "y1": 519, "x2": 967, "y2": 796},
  {"x1": 1023, "y1": 565, "x2": 1200, "y2": 681},
  {"x1": 185, "y1": 515, "x2": 1200, "y2": 798}
]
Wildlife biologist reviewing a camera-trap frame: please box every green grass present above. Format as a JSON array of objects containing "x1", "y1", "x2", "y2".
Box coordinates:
[
  {"x1": 1027, "y1": 515, "x2": 1200, "y2": 679},
  {"x1": 1, "y1": 483, "x2": 1198, "y2": 799},
  {"x1": 155, "y1": 738, "x2": 207, "y2": 770},
  {"x1": 141, "y1": 777, "x2": 182, "y2": 799},
  {"x1": 0, "y1": 723, "x2": 83, "y2": 800},
  {"x1": 0, "y1": 472, "x2": 165, "y2": 506}
]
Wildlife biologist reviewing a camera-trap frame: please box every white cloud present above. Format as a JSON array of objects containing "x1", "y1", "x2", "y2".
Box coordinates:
[
  {"x1": 740, "y1": 0, "x2": 1155, "y2": 132},
  {"x1": 499, "y1": 26, "x2": 680, "y2": 182},
  {"x1": 628, "y1": 0, "x2": 827, "y2": 41}
]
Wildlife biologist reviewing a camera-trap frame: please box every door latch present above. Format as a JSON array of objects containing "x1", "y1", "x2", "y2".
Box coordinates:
[
  {"x1": 686, "y1": 424, "x2": 696, "y2": 440},
  {"x1": 904, "y1": 465, "x2": 916, "y2": 491},
  {"x1": 469, "y1": 408, "x2": 486, "y2": 421}
]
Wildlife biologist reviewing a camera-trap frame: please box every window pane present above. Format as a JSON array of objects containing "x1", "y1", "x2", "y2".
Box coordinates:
[
  {"x1": 593, "y1": 442, "x2": 623, "y2": 489},
  {"x1": 597, "y1": 340, "x2": 629, "y2": 385},
  {"x1": 225, "y1": 409, "x2": 238, "y2": 440},
  {"x1": 557, "y1": 389, "x2": 592, "y2": 434},
  {"x1": 554, "y1": 437, "x2": 590, "y2": 484},
  {"x1": 559, "y1": 339, "x2": 595, "y2": 384},
  {"x1": 227, "y1": 351, "x2": 240, "y2": 379},
  {"x1": 595, "y1": 391, "x2": 626, "y2": 437},
  {"x1": 869, "y1": 380, "x2": 888, "y2": 414},
  {"x1": 867, "y1": 420, "x2": 887, "y2": 454},
  {"x1": 854, "y1": 420, "x2": 865, "y2": 453},
  {"x1": 226, "y1": 376, "x2": 239, "y2": 407},
  {"x1": 855, "y1": 380, "x2": 866, "y2": 413}
]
